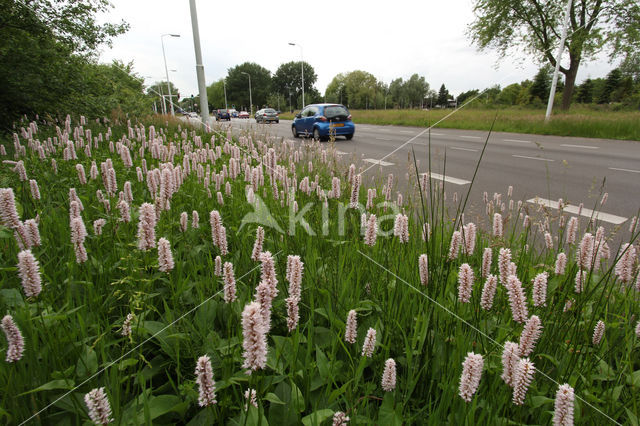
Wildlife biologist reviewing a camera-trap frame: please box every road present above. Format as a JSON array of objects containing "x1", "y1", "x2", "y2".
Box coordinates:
[{"x1": 195, "y1": 116, "x2": 640, "y2": 232}]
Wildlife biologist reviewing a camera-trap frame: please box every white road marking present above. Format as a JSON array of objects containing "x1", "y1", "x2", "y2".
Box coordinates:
[
  {"x1": 400, "y1": 130, "x2": 414, "y2": 134},
  {"x1": 335, "y1": 150, "x2": 348, "y2": 155},
  {"x1": 460, "y1": 135, "x2": 481, "y2": 139},
  {"x1": 375, "y1": 137, "x2": 392, "y2": 141},
  {"x1": 512, "y1": 155, "x2": 554, "y2": 162},
  {"x1": 363, "y1": 158, "x2": 394, "y2": 167},
  {"x1": 527, "y1": 197, "x2": 628, "y2": 225},
  {"x1": 561, "y1": 144, "x2": 599, "y2": 149},
  {"x1": 429, "y1": 132, "x2": 445, "y2": 136},
  {"x1": 423, "y1": 172, "x2": 471, "y2": 186},
  {"x1": 450, "y1": 146, "x2": 478, "y2": 152},
  {"x1": 503, "y1": 139, "x2": 531, "y2": 144},
  {"x1": 609, "y1": 167, "x2": 640, "y2": 174}
]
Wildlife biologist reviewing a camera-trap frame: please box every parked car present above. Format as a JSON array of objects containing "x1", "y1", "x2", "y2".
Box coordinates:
[
  {"x1": 291, "y1": 104, "x2": 354, "y2": 141},
  {"x1": 216, "y1": 109, "x2": 230, "y2": 121},
  {"x1": 239, "y1": 111, "x2": 250, "y2": 119},
  {"x1": 228, "y1": 109, "x2": 238, "y2": 118},
  {"x1": 255, "y1": 108, "x2": 279, "y2": 123}
]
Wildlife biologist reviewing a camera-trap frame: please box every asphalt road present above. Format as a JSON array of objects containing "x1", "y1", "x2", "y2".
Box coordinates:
[{"x1": 199, "y1": 116, "x2": 640, "y2": 232}]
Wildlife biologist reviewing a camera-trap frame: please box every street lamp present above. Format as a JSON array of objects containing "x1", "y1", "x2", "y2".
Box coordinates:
[
  {"x1": 288, "y1": 42, "x2": 304, "y2": 108},
  {"x1": 241, "y1": 72, "x2": 252, "y2": 117},
  {"x1": 161, "y1": 33, "x2": 180, "y2": 116},
  {"x1": 223, "y1": 79, "x2": 228, "y2": 110}
]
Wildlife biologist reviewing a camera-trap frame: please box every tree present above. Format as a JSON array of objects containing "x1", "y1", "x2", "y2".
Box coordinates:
[
  {"x1": 576, "y1": 78, "x2": 594, "y2": 103},
  {"x1": 388, "y1": 78, "x2": 406, "y2": 108},
  {"x1": 437, "y1": 84, "x2": 450, "y2": 106},
  {"x1": 272, "y1": 61, "x2": 318, "y2": 109},
  {"x1": 0, "y1": 0, "x2": 129, "y2": 129},
  {"x1": 457, "y1": 89, "x2": 480, "y2": 105},
  {"x1": 469, "y1": 0, "x2": 640, "y2": 110},
  {"x1": 225, "y1": 62, "x2": 271, "y2": 112},
  {"x1": 530, "y1": 68, "x2": 551, "y2": 101},
  {"x1": 147, "y1": 81, "x2": 180, "y2": 113},
  {"x1": 497, "y1": 83, "x2": 522, "y2": 105},
  {"x1": 325, "y1": 73, "x2": 347, "y2": 105},
  {"x1": 598, "y1": 68, "x2": 622, "y2": 103},
  {"x1": 404, "y1": 74, "x2": 430, "y2": 108},
  {"x1": 206, "y1": 80, "x2": 226, "y2": 110}
]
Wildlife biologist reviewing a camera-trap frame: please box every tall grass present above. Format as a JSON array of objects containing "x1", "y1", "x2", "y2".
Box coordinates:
[
  {"x1": 0, "y1": 114, "x2": 638, "y2": 425},
  {"x1": 281, "y1": 107, "x2": 640, "y2": 141}
]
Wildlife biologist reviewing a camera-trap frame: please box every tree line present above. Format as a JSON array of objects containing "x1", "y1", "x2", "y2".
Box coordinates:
[{"x1": 0, "y1": 0, "x2": 150, "y2": 131}]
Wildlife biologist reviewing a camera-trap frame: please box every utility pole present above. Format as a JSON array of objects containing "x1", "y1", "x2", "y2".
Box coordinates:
[
  {"x1": 189, "y1": 0, "x2": 210, "y2": 130},
  {"x1": 545, "y1": 0, "x2": 572, "y2": 122},
  {"x1": 161, "y1": 33, "x2": 180, "y2": 116},
  {"x1": 223, "y1": 79, "x2": 228, "y2": 110},
  {"x1": 288, "y1": 42, "x2": 304, "y2": 108}
]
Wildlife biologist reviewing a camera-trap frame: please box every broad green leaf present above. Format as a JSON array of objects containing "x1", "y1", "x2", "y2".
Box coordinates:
[
  {"x1": 19, "y1": 379, "x2": 75, "y2": 395},
  {"x1": 264, "y1": 392, "x2": 286, "y2": 405},
  {"x1": 76, "y1": 346, "x2": 98, "y2": 378},
  {"x1": 378, "y1": 393, "x2": 402, "y2": 426},
  {"x1": 316, "y1": 347, "x2": 330, "y2": 381},
  {"x1": 530, "y1": 395, "x2": 553, "y2": 408},
  {"x1": 302, "y1": 409, "x2": 334, "y2": 426},
  {"x1": 136, "y1": 394, "x2": 182, "y2": 422},
  {"x1": 118, "y1": 358, "x2": 138, "y2": 370}
]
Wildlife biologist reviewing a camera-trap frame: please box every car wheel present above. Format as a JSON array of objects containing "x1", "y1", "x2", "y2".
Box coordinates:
[
  {"x1": 313, "y1": 128, "x2": 323, "y2": 142},
  {"x1": 345, "y1": 134, "x2": 354, "y2": 140},
  {"x1": 292, "y1": 126, "x2": 298, "y2": 138}
]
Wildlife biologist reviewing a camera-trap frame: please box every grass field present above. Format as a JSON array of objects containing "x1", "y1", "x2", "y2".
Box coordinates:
[
  {"x1": 280, "y1": 107, "x2": 640, "y2": 141},
  {"x1": 0, "y1": 115, "x2": 639, "y2": 424}
]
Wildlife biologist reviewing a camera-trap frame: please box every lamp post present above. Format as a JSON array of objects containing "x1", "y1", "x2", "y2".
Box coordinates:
[
  {"x1": 288, "y1": 42, "x2": 304, "y2": 108},
  {"x1": 161, "y1": 33, "x2": 180, "y2": 116},
  {"x1": 223, "y1": 79, "x2": 228, "y2": 110},
  {"x1": 241, "y1": 72, "x2": 252, "y2": 117}
]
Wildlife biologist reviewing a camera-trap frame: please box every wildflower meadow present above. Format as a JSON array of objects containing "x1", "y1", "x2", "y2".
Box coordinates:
[{"x1": 1, "y1": 114, "x2": 639, "y2": 425}]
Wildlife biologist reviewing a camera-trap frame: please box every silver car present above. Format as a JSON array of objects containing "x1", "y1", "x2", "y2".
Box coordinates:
[{"x1": 255, "y1": 108, "x2": 279, "y2": 123}]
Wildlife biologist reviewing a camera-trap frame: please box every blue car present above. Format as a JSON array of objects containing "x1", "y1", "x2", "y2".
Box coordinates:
[{"x1": 291, "y1": 104, "x2": 355, "y2": 141}]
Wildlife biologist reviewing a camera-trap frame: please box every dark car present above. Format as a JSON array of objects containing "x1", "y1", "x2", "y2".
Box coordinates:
[
  {"x1": 255, "y1": 108, "x2": 279, "y2": 124},
  {"x1": 291, "y1": 104, "x2": 355, "y2": 141},
  {"x1": 216, "y1": 109, "x2": 231, "y2": 121}
]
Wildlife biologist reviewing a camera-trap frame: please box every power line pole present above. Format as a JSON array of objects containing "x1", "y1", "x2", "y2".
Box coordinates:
[
  {"x1": 189, "y1": 0, "x2": 210, "y2": 130},
  {"x1": 545, "y1": 0, "x2": 572, "y2": 122}
]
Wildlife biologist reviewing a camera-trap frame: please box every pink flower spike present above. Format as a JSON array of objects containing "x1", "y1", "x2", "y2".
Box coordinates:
[
  {"x1": 241, "y1": 301, "x2": 268, "y2": 372},
  {"x1": 362, "y1": 328, "x2": 377, "y2": 357},
  {"x1": 592, "y1": 320, "x2": 605, "y2": 345},
  {"x1": 500, "y1": 341, "x2": 520, "y2": 387},
  {"x1": 345, "y1": 310, "x2": 357, "y2": 344},
  {"x1": 84, "y1": 387, "x2": 112, "y2": 425},
  {"x1": 480, "y1": 275, "x2": 497, "y2": 311},
  {"x1": 518, "y1": 315, "x2": 543, "y2": 357},
  {"x1": 459, "y1": 352, "x2": 484, "y2": 402},
  {"x1": 457, "y1": 263, "x2": 474, "y2": 303},
  {"x1": 195, "y1": 355, "x2": 217, "y2": 407},
  {"x1": 512, "y1": 358, "x2": 535, "y2": 405},
  {"x1": 17, "y1": 249, "x2": 42, "y2": 298},
  {"x1": 553, "y1": 384, "x2": 575, "y2": 426},
  {"x1": 2, "y1": 315, "x2": 24, "y2": 362},
  {"x1": 381, "y1": 358, "x2": 397, "y2": 391},
  {"x1": 223, "y1": 262, "x2": 237, "y2": 303},
  {"x1": 157, "y1": 238, "x2": 174, "y2": 273}
]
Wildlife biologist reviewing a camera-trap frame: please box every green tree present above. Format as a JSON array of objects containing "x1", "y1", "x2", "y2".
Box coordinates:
[
  {"x1": 404, "y1": 74, "x2": 430, "y2": 108},
  {"x1": 457, "y1": 89, "x2": 480, "y2": 105},
  {"x1": 0, "y1": 0, "x2": 128, "y2": 129},
  {"x1": 576, "y1": 78, "x2": 594, "y2": 103},
  {"x1": 206, "y1": 80, "x2": 226, "y2": 110},
  {"x1": 598, "y1": 68, "x2": 622, "y2": 103},
  {"x1": 325, "y1": 73, "x2": 347, "y2": 105},
  {"x1": 437, "y1": 84, "x2": 450, "y2": 106},
  {"x1": 469, "y1": 0, "x2": 640, "y2": 110},
  {"x1": 497, "y1": 83, "x2": 522, "y2": 105},
  {"x1": 530, "y1": 68, "x2": 551, "y2": 101},
  {"x1": 272, "y1": 61, "x2": 318, "y2": 109},
  {"x1": 226, "y1": 62, "x2": 272, "y2": 112},
  {"x1": 146, "y1": 81, "x2": 180, "y2": 113},
  {"x1": 388, "y1": 78, "x2": 406, "y2": 108}
]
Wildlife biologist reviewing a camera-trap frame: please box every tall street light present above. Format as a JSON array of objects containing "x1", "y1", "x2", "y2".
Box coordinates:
[
  {"x1": 241, "y1": 72, "x2": 252, "y2": 117},
  {"x1": 189, "y1": 0, "x2": 210, "y2": 130},
  {"x1": 223, "y1": 79, "x2": 228, "y2": 110},
  {"x1": 288, "y1": 42, "x2": 304, "y2": 108},
  {"x1": 161, "y1": 33, "x2": 180, "y2": 116}
]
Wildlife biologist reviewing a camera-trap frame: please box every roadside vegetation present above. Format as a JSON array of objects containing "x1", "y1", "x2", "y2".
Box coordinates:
[
  {"x1": 281, "y1": 106, "x2": 640, "y2": 141},
  {"x1": 0, "y1": 115, "x2": 639, "y2": 424}
]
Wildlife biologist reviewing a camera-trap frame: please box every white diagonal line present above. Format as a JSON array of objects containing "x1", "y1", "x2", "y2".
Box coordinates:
[{"x1": 526, "y1": 198, "x2": 627, "y2": 225}]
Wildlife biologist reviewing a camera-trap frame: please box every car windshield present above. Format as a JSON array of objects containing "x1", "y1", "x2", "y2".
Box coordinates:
[
  {"x1": 265, "y1": 109, "x2": 276, "y2": 114},
  {"x1": 324, "y1": 105, "x2": 349, "y2": 119}
]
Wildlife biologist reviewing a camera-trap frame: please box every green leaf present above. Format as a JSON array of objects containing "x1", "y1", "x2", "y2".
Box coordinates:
[
  {"x1": 378, "y1": 393, "x2": 402, "y2": 425},
  {"x1": 530, "y1": 395, "x2": 553, "y2": 408},
  {"x1": 627, "y1": 407, "x2": 639, "y2": 426},
  {"x1": 302, "y1": 409, "x2": 334, "y2": 426},
  {"x1": 316, "y1": 347, "x2": 330, "y2": 381},
  {"x1": 0, "y1": 288, "x2": 24, "y2": 308},
  {"x1": 19, "y1": 379, "x2": 75, "y2": 395},
  {"x1": 627, "y1": 370, "x2": 640, "y2": 387},
  {"x1": 264, "y1": 392, "x2": 286, "y2": 405},
  {"x1": 76, "y1": 346, "x2": 98, "y2": 378},
  {"x1": 136, "y1": 394, "x2": 182, "y2": 422},
  {"x1": 118, "y1": 358, "x2": 138, "y2": 370}
]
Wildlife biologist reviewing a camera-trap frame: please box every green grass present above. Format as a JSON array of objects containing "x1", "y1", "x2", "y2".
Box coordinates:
[
  {"x1": 0, "y1": 115, "x2": 638, "y2": 424},
  {"x1": 280, "y1": 107, "x2": 640, "y2": 141}
]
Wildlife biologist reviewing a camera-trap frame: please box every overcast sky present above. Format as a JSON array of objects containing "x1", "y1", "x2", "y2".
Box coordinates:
[{"x1": 98, "y1": 0, "x2": 615, "y2": 100}]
